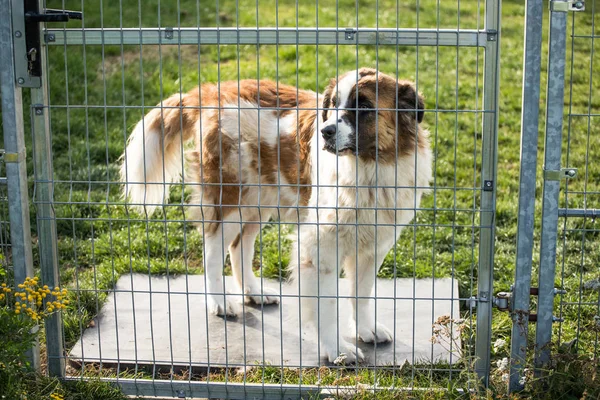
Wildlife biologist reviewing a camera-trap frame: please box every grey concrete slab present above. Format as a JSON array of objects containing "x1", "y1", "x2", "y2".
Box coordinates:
[{"x1": 69, "y1": 274, "x2": 460, "y2": 368}]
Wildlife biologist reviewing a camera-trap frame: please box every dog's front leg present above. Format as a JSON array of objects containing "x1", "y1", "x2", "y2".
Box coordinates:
[
  {"x1": 345, "y1": 251, "x2": 393, "y2": 344},
  {"x1": 297, "y1": 251, "x2": 364, "y2": 365}
]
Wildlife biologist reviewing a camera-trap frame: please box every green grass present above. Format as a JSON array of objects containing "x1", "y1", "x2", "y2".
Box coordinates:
[{"x1": 2, "y1": 0, "x2": 599, "y2": 396}]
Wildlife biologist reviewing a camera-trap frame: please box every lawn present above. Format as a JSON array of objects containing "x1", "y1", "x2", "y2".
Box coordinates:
[{"x1": 2, "y1": 0, "x2": 599, "y2": 396}]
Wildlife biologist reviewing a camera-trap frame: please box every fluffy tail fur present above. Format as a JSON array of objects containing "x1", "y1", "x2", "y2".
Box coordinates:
[{"x1": 120, "y1": 92, "x2": 199, "y2": 214}]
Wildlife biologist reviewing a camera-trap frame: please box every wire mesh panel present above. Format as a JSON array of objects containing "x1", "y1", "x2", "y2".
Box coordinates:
[
  {"x1": 0, "y1": 163, "x2": 12, "y2": 289},
  {"x1": 556, "y1": 2, "x2": 599, "y2": 361},
  {"x1": 33, "y1": 0, "x2": 499, "y2": 396}
]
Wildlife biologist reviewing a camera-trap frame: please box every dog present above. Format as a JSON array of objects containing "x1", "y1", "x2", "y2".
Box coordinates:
[{"x1": 120, "y1": 68, "x2": 432, "y2": 364}]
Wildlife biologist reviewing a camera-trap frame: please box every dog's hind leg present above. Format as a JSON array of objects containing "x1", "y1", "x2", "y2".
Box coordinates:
[
  {"x1": 203, "y1": 222, "x2": 240, "y2": 317},
  {"x1": 229, "y1": 223, "x2": 280, "y2": 305}
]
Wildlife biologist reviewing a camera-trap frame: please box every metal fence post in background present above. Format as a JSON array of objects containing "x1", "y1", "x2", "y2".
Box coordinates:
[
  {"x1": 30, "y1": 0, "x2": 66, "y2": 377},
  {"x1": 0, "y1": 0, "x2": 40, "y2": 371},
  {"x1": 509, "y1": 0, "x2": 544, "y2": 392},
  {"x1": 535, "y1": 0, "x2": 569, "y2": 371},
  {"x1": 474, "y1": 0, "x2": 501, "y2": 384}
]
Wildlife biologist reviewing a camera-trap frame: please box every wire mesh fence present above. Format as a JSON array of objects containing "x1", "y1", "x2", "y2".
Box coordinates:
[
  {"x1": 555, "y1": 1, "x2": 599, "y2": 361},
  {"x1": 34, "y1": 0, "x2": 600, "y2": 398},
  {"x1": 22, "y1": 0, "x2": 499, "y2": 396}
]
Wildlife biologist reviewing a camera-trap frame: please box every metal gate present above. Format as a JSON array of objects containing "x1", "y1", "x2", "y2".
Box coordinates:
[
  {"x1": 1, "y1": 0, "x2": 502, "y2": 397},
  {"x1": 509, "y1": 0, "x2": 599, "y2": 392}
]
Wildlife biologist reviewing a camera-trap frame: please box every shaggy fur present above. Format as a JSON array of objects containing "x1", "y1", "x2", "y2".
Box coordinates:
[{"x1": 120, "y1": 68, "x2": 432, "y2": 363}]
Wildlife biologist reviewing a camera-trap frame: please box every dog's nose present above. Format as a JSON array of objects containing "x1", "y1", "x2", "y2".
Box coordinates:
[{"x1": 321, "y1": 124, "x2": 337, "y2": 140}]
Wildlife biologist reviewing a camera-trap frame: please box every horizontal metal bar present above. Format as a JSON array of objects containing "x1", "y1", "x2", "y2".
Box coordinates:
[
  {"x1": 558, "y1": 208, "x2": 600, "y2": 218},
  {"x1": 39, "y1": 216, "x2": 493, "y2": 229},
  {"x1": 64, "y1": 287, "x2": 468, "y2": 301},
  {"x1": 67, "y1": 377, "x2": 322, "y2": 399},
  {"x1": 42, "y1": 104, "x2": 493, "y2": 113},
  {"x1": 66, "y1": 377, "x2": 464, "y2": 399},
  {"x1": 44, "y1": 27, "x2": 487, "y2": 47}
]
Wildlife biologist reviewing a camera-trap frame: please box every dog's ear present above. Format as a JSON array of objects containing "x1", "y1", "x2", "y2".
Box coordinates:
[
  {"x1": 321, "y1": 78, "x2": 336, "y2": 122},
  {"x1": 397, "y1": 82, "x2": 424, "y2": 123}
]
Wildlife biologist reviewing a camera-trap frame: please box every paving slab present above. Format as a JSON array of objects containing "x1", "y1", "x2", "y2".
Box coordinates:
[{"x1": 69, "y1": 274, "x2": 460, "y2": 368}]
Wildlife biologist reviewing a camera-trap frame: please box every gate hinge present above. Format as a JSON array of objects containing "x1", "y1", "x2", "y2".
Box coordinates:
[
  {"x1": 550, "y1": 0, "x2": 585, "y2": 12},
  {"x1": 13, "y1": 3, "x2": 82, "y2": 87},
  {"x1": 544, "y1": 167, "x2": 577, "y2": 181},
  {"x1": 493, "y1": 291, "x2": 512, "y2": 311},
  {"x1": 469, "y1": 288, "x2": 565, "y2": 313}
]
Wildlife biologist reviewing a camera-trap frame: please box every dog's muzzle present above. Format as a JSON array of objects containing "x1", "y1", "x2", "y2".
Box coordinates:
[{"x1": 321, "y1": 123, "x2": 355, "y2": 155}]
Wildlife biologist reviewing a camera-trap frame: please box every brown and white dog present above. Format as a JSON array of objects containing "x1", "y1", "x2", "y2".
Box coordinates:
[{"x1": 120, "y1": 68, "x2": 432, "y2": 363}]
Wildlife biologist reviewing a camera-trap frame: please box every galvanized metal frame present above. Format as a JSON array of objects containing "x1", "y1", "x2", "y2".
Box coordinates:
[
  {"x1": 509, "y1": 0, "x2": 544, "y2": 391},
  {"x1": 30, "y1": 1, "x2": 66, "y2": 374},
  {"x1": 534, "y1": 2, "x2": 569, "y2": 371},
  {"x1": 473, "y1": 0, "x2": 501, "y2": 384},
  {"x1": 44, "y1": 27, "x2": 487, "y2": 47},
  {"x1": 0, "y1": 0, "x2": 39, "y2": 371}
]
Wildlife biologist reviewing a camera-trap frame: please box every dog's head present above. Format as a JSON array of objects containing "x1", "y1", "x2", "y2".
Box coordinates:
[{"x1": 320, "y1": 68, "x2": 424, "y2": 160}]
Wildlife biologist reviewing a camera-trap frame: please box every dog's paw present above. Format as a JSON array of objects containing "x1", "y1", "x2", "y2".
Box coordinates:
[
  {"x1": 244, "y1": 286, "x2": 280, "y2": 305},
  {"x1": 326, "y1": 340, "x2": 364, "y2": 365},
  {"x1": 358, "y1": 323, "x2": 393, "y2": 344},
  {"x1": 208, "y1": 295, "x2": 238, "y2": 317}
]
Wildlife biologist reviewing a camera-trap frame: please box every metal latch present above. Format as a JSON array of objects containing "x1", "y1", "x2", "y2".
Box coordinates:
[
  {"x1": 544, "y1": 167, "x2": 577, "y2": 181},
  {"x1": 550, "y1": 0, "x2": 585, "y2": 12},
  {"x1": 25, "y1": 9, "x2": 83, "y2": 22},
  {"x1": 14, "y1": 3, "x2": 82, "y2": 87}
]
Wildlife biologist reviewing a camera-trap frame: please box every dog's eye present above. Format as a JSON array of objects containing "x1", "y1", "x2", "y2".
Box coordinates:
[{"x1": 359, "y1": 103, "x2": 373, "y2": 110}]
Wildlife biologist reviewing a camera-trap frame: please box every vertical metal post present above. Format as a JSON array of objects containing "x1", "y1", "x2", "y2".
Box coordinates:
[
  {"x1": 475, "y1": 0, "x2": 501, "y2": 384},
  {"x1": 30, "y1": 0, "x2": 65, "y2": 377},
  {"x1": 509, "y1": 0, "x2": 544, "y2": 392},
  {"x1": 535, "y1": 2, "x2": 568, "y2": 371},
  {"x1": 0, "y1": 0, "x2": 40, "y2": 371}
]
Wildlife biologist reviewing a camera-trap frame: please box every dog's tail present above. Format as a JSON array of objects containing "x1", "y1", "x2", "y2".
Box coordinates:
[{"x1": 120, "y1": 92, "x2": 199, "y2": 214}]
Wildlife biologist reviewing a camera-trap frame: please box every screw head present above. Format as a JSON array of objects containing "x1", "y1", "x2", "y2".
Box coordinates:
[
  {"x1": 17, "y1": 78, "x2": 25, "y2": 84},
  {"x1": 15, "y1": 31, "x2": 22, "y2": 38},
  {"x1": 35, "y1": 109, "x2": 42, "y2": 115},
  {"x1": 567, "y1": 169, "x2": 576, "y2": 177},
  {"x1": 574, "y1": 1, "x2": 584, "y2": 9},
  {"x1": 48, "y1": 34, "x2": 56, "y2": 41}
]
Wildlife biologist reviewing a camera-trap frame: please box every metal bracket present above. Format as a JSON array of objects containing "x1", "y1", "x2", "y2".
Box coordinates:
[
  {"x1": 345, "y1": 28, "x2": 356, "y2": 41},
  {"x1": 13, "y1": 2, "x2": 81, "y2": 87},
  {"x1": 164, "y1": 27, "x2": 174, "y2": 40},
  {"x1": 33, "y1": 104, "x2": 44, "y2": 115},
  {"x1": 486, "y1": 29, "x2": 497, "y2": 41},
  {"x1": 2, "y1": 148, "x2": 26, "y2": 163},
  {"x1": 550, "y1": 0, "x2": 585, "y2": 12},
  {"x1": 544, "y1": 167, "x2": 577, "y2": 181},
  {"x1": 483, "y1": 180, "x2": 494, "y2": 192}
]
